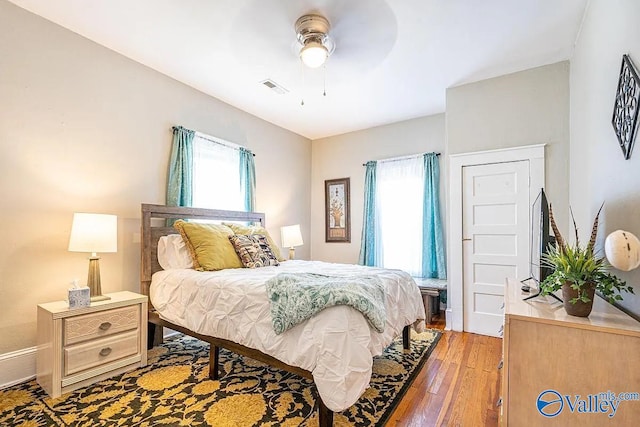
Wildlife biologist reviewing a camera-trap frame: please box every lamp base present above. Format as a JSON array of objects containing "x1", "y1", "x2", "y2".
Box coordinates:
[
  {"x1": 87, "y1": 256, "x2": 110, "y2": 302},
  {"x1": 289, "y1": 247, "x2": 295, "y2": 260}
]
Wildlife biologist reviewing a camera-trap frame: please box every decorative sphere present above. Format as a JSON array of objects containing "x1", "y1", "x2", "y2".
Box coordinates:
[{"x1": 605, "y1": 230, "x2": 640, "y2": 271}]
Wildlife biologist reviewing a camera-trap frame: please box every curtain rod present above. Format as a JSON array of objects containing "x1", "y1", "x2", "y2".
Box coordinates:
[
  {"x1": 172, "y1": 126, "x2": 256, "y2": 157},
  {"x1": 362, "y1": 152, "x2": 440, "y2": 166}
]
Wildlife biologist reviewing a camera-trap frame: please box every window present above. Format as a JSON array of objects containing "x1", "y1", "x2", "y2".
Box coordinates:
[
  {"x1": 376, "y1": 157, "x2": 424, "y2": 276},
  {"x1": 192, "y1": 133, "x2": 243, "y2": 210},
  {"x1": 359, "y1": 153, "x2": 446, "y2": 279},
  {"x1": 167, "y1": 126, "x2": 255, "y2": 213}
]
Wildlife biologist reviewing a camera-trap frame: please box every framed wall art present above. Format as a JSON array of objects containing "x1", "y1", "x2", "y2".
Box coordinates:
[
  {"x1": 325, "y1": 177, "x2": 351, "y2": 243},
  {"x1": 611, "y1": 54, "x2": 640, "y2": 160}
]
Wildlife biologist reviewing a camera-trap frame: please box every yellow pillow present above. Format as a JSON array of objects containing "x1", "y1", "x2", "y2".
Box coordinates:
[
  {"x1": 223, "y1": 222, "x2": 284, "y2": 261},
  {"x1": 173, "y1": 220, "x2": 243, "y2": 271}
]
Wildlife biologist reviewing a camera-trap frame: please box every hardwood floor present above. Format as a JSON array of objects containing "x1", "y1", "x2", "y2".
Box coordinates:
[{"x1": 387, "y1": 318, "x2": 502, "y2": 427}]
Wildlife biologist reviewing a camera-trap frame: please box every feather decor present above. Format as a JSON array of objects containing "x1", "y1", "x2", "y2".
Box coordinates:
[
  {"x1": 548, "y1": 204, "x2": 566, "y2": 254},
  {"x1": 587, "y1": 203, "x2": 604, "y2": 256}
]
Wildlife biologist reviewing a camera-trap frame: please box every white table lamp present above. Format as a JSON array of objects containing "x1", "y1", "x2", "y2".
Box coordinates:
[
  {"x1": 68, "y1": 213, "x2": 117, "y2": 301},
  {"x1": 281, "y1": 224, "x2": 303, "y2": 260},
  {"x1": 605, "y1": 230, "x2": 640, "y2": 271}
]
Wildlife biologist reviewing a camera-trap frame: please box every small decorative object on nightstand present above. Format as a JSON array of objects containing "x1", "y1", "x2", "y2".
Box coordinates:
[
  {"x1": 37, "y1": 291, "x2": 147, "y2": 398},
  {"x1": 67, "y1": 280, "x2": 90, "y2": 309}
]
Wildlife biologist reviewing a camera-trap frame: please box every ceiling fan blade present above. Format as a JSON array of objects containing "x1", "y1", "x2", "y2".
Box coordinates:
[
  {"x1": 226, "y1": 0, "x2": 397, "y2": 86},
  {"x1": 328, "y1": 0, "x2": 397, "y2": 72}
]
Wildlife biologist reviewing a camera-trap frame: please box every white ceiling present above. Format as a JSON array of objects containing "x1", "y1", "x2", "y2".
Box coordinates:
[{"x1": 9, "y1": 0, "x2": 588, "y2": 139}]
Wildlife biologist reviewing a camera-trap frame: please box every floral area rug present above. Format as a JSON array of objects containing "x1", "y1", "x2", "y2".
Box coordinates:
[{"x1": 1, "y1": 329, "x2": 441, "y2": 426}]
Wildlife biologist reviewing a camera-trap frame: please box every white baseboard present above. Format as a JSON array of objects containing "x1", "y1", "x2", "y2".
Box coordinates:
[
  {"x1": 445, "y1": 308, "x2": 453, "y2": 330},
  {"x1": 1, "y1": 329, "x2": 179, "y2": 390},
  {"x1": 0, "y1": 346, "x2": 37, "y2": 389}
]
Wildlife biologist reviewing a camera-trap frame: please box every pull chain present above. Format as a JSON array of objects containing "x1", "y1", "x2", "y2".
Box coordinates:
[
  {"x1": 300, "y1": 60, "x2": 328, "y2": 104},
  {"x1": 323, "y1": 63, "x2": 327, "y2": 97},
  {"x1": 300, "y1": 59, "x2": 305, "y2": 106}
]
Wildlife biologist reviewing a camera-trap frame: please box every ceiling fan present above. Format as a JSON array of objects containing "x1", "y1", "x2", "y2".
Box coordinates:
[{"x1": 228, "y1": 0, "x2": 398, "y2": 88}]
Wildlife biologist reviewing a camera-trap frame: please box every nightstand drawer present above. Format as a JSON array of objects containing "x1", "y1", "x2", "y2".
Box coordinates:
[
  {"x1": 64, "y1": 330, "x2": 139, "y2": 376},
  {"x1": 64, "y1": 305, "x2": 139, "y2": 345}
]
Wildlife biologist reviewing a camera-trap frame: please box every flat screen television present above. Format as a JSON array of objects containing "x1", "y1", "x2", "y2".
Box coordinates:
[
  {"x1": 529, "y1": 188, "x2": 554, "y2": 284},
  {"x1": 523, "y1": 189, "x2": 561, "y2": 302}
]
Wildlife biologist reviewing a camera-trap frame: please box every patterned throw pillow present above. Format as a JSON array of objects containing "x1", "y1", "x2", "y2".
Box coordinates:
[
  {"x1": 228, "y1": 234, "x2": 280, "y2": 268},
  {"x1": 223, "y1": 223, "x2": 285, "y2": 261}
]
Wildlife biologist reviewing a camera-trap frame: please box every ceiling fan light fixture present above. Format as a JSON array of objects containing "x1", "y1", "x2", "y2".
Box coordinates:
[
  {"x1": 300, "y1": 40, "x2": 328, "y2": 68},
  {"x1": 295, "y1": 14, "x2": 334, "y2": 69}
]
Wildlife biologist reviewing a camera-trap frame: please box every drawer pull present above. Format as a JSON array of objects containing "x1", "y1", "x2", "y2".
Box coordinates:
[
  {"x1": 99, "y1": 347, "x2": 112, "y2": 357},
  {"x1": 99, "y1": 322, "x2": 112, "y2": 331},
  {"x1": 498, "y1": 324, "x2": 504, "y2": 333},
  {"x1": 497, "y1": 397, "x2": 503, "y2": 407},
  {"x1": 497, "y1": 359, "x2": 503, "y2": 370},
  {"x1": 500, "y1": 302, "x2": 505, "y2": 309}
]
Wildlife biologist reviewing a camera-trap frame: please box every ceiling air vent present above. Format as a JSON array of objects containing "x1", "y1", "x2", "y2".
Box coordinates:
[{"x1": 260, "y1": 79, "x2": 288, "y2": 95}]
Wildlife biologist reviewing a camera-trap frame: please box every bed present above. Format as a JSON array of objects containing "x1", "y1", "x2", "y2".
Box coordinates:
[{"x1": 140, "y1": 204, "x2": 426, "y2": 426}]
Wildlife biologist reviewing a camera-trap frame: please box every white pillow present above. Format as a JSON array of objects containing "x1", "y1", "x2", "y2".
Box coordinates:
[{"x1": 157, "y1": 234, "x2": 194, "y2": 270}]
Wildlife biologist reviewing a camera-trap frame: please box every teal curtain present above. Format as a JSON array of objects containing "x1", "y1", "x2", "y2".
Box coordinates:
[
  {"x1": 239, "y1": 147, "x2": 256, "y2": 212},
  {"x1": 358, "y1": 161, "x2": 378, "y2": 266},
  {"x1": 166, "y1": 126, "x2": 195, "y2": 207},
  {"x1": 422, "y1": 153, "x2": 446, "y2": 279}
]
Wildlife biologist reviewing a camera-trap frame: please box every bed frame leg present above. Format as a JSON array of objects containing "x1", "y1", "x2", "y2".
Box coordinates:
[
  {"x1": 147, "y1": 323, "x2": 155, "y2": 350},
  {"x1": 402, "y1": 325, "x2": 411, "y2": 350},
  {"x1": 209, "y1": 345, "x2": 220, "y2": 380},
  {"x1": 318, "y1": 398, "x2": 333, "y2": 427},
  {"x1": 147, "y1": 323, "x2": 158, "y2": 349},
  {"x1": 147, "y1": 323, "x2": 164, "y2": 349}
]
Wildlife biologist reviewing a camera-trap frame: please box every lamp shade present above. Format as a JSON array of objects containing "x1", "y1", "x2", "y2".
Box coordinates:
[
  {"x1": 605, "y1": 230, "x2": 640, "y2": 271},
  {"x1": 281, "y1": 224, "x2": 303, "y2": 248},
  {"x1": 68, "y1": 213, "x2": 117, "y2": 253}
]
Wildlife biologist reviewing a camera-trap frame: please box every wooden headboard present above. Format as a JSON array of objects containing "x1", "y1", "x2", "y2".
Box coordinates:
[{"x1": 140, "y1": 204, "x2": 266, "y2": 301}]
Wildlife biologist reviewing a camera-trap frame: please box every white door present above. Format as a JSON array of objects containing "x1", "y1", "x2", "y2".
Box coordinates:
[{"x1": 462, "y1": 161, "x2": 530, "y2": 336}]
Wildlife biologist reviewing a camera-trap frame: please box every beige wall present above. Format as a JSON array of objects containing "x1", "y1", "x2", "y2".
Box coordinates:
[
  {"x1": 446, "y1": 61, "x2": 571, "y2": 233},
  {"x1": 570, "y1": 0, "x2": 640, "y2": 317},
  {"x1": 310, "y1": 115, "x2": 446, "y2": 263},
  {"x1": 0, "y1": 1, "x2": 311, "y2": 354},
  {"x1": 443, "y1": 62, "x2": 569, "y2": 330}
]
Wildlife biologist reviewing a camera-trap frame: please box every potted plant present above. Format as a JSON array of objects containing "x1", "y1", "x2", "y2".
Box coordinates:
[{"x1": 540, "y1": 205, "x2": 634, "y2": 317}]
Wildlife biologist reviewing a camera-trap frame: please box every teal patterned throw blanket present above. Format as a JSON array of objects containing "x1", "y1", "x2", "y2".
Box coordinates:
[{"x1": 266, "y1": 273, "x2": 387, "y2": 334}]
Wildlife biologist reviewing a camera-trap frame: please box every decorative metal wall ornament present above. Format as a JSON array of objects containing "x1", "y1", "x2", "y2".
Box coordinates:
[{"x1": 611, "y1": 54, "x2": 640, "y2": 160}]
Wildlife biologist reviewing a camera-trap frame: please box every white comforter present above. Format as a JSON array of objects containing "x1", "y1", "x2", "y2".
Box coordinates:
[{"x1": 150, "y1": 260, "x2": 426, "y2": 412}]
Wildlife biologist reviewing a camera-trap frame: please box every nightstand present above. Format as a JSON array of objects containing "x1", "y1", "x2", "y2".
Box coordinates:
[{"x1": 37, "y1": 291, "x2": 148, "y2": 398}]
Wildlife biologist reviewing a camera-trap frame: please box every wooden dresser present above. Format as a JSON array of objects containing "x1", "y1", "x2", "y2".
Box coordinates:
[
  {"x1": 37, "y1": 291, "x2": 148, "y2": 398},
  {"x1": 500, "y1": 278, "x2": 640, "y2": 426}
]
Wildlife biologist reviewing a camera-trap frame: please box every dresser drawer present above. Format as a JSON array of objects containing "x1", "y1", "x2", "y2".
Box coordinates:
[
  {"x1": 64, "y1": 305, "x2": 139, "y2": 345},
  {"x1": 64, "y1": 330, "x2": 139, "y2": 376}
]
